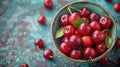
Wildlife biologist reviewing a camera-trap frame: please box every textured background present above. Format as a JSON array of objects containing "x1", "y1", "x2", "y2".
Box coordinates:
[{"x1": 0, "y1": 0, "x2": 120, "y2": 67}]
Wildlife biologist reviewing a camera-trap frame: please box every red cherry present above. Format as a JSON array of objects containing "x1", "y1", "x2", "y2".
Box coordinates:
[
  {"x1": 84, "y1": 47, "x2": 97, "y2": 58},
  {"x1": 44, "y1": 0, "x2": 53, "y2": 9},
  {"x1": 92, "y1": 30, "x2": 106, "y2": 43},
  {"x1": 82, "y1": 18, "x2": 90, "y2": 24},
  {"x1": 115, "y1": 37, "x2": 120, "y2": 48},
  {"x1": 60, "y1": 14, "x2": 70, "y2": 26},
  {"x1": 99, "y1": 16, "x2": 112, "y2": 29},
  {"x1": 69, "y1": 35, "x2": 81, "y2": 49},
  {"x1": 113, "y1": 3, "x2": 120, "y2": 12},
  {"x1": 74, "y1": 30, "x2": 79, "y2": 35},
  {"x1": 117, "y1": 56, "x2": 120, "y2": 64},
  {"x1": 43, "y1": 49, "x2": 54, "y2": 60},
  {"x1": 61, "y1": 37, "x2": 69, "y2": 43},
  {"x1": 34, "y1": 39, "x2": 44, "y2": 48},
  {"x1": 70, "y1": 50, "x2": 82, "y2": 59},
  {"x1": 95, "y1": 43, "x2": 106, "y2": 54},
  {"x1": 80, "y1": 7, "x2": 90, "y2": 17},
  {"x1": 99, "y1": 56, "x2": 108, "y2": 64},
  {"x1": 69, "y1": 13, "x2": 80, "y2": 24},
  {"x1": 38, "y1": 16, "x2": 46, "y2": 24},
  {"x1": 64, "y1": 25, "x2": 75, "y2": 37},
  {"x1": 20, "y1": 63, "x2": 29, "y2": 67},
  {"x1": 89, "y1": 13, "x2": 100, "y2": 21},
  {"x1": 81, "y1": 36, "x2": 93, "y2": 47},
  {"x1": 59, "y1": 42, "x2": 72, "y2": 55},
  {"x1": 90, "y1": 21, "x2": 101, "y2": 31},
  {"x1": 105, "y1": 0, "x2": 112, "y2": 2},
  {"x1": 78, "y1": 23, "x2": 92, "y2": 35}
]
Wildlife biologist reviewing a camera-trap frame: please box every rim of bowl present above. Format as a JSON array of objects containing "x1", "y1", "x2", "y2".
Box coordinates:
[{"x1": 51, "y1": 1, "x2": 117, "y2": 62}]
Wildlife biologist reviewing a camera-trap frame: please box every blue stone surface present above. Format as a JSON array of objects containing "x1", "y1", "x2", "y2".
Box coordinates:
[{"x1": 0, "y1": 0, "x2": 120, "y2": 67}]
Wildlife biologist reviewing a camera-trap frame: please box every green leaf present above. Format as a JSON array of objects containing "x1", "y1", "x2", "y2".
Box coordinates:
[
  {"x1": 72, "y1": 18, "x2": 86, "y2": 28},
  {"x1": 55, "y1": 27, "x2": 64, "y2": 39},
  {"x1": 105, "y1": 36, "x2": 112, "y2": 48}
]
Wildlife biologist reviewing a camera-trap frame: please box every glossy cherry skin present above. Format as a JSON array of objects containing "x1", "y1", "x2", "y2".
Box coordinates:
[
  {"x1": 115, "y1": 37, "x2": 120, "y2": 48},
  {"x1": 89, "y1": 13, "x2": 100, "y2": 21},
  {"x1": 99, "y1": 16, "x2": 112, "y2": 29},
  {"x1": 43, "y1": 49, "x2": 54, "y2": 60},
  {"x1": 113, "y1": 3, "x2": 120, "y2": 12},
  {"x1": 44, "y1": 0, "x2": 53, "y2": 9},
  {"x1": 64, "y1": 25, "x2": 75, "y2": 37},
  {"x1": 61, "y1": 37, "x2": 69, "y2": 43},
  {"x1": 117, "y1": 56, "x2": 120, "y2": 64},
  {"x1": 20, "y1": 63, "x2": 29, "y2": 67},
  {"x1": 60, "y1": 14, "x2": 70, "y2": 26},
  {"x1": 78, "y1": 23, "x2": 92, "y2": 35},
  {"x1": 81, "y1": 36, "x2": 93, "y2": 47},
  {"x1": 95, "y1": 43, "x2": 106, "y2": 54},
  {"x1": 105, "y1": 0, "x2": 112, "y2": 2},
  {"x1": 84, "y1": 47, "x2": 97, "y2": 58},
  {"x1": 69, "y1": 35, "x2": 81, "y2": 49},
  {"x1": 69, "y1": 13, "x2": 80, "y2": 24},
  {"x1": 70, "y1": 50, "x2": 82, "y2": 59},
  {"x1": 92, "y1": 30, "x2": 106, "y2": 43},
  {"x1": 34, "y1": 39, "x2": 44, "y2": 48},
  {"x1": 99, "y1": 56, "x2": 108, "y2": 64},
  {"x1": 38, "y1": 16, "x2": 46, "y2": 24},
  {"x1": 59, "y1": 42, "x2": 72, "y2": 55},
  {"x1": 90, "y1": 21, "x2": 101, "y2": 31},
  {"x1": 80, "y1": 7, "x2": 90, "y2": 17}
]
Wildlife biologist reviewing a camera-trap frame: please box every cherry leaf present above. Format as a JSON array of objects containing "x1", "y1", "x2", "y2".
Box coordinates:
[
  {"x1": 105, "y1": 36, "x2": 112, "y2": 48},
  {"x1": 55, "y1": 27, "x2": 64, "y2": 39}
]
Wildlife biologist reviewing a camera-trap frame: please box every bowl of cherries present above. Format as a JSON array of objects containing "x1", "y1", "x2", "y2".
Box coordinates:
[{"x1": 51, "y1": 1, "x2": 116, "y2": 62}]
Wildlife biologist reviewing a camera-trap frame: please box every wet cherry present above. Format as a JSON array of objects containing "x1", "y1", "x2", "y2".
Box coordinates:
[
  {"x1": 59, "y1": 42, "x2": 72, "y2": 55},
  {"x1": 95, "y1": 43, "x2": 106, "y2": 54},
  {"x1": 60, "y1": 14, "x2": 70, "y2": 26},
  {"x1": 89, "y1": 13, "x2": 100, "y2": 21},
  {"x1": 113, "y1": 3, "x2": 120, "y2": 12},
  {"x1": 34, "y1": 38, "x2": 44, "y2": 48},
  {"x1": 90, "y1": 21, "x2": 101, "y2": 31},
  {"x1": 99, "y1": 56, "x2": 108, "y2": 64},
  {"x1": 20, "y1": 63, "x2": 29, "y2": 67},
  {"x1": 64, "y1": 25, "x2": 75, "y2": 37},
  {"x1": 43, "y1": 49, "x2": 54, "y2": 60},
  {"x1": 81, "y1": 36, "x2": 93, "y2": 47},
  {"x1": 80, "y1": 7, "x2": 90, "y2": 17},
  {"x1": 44, "y1": 0, "x2": 53, "y2": 9},
  {"x1": 70, "y1": 50, "x2": 82, "y2": 59},
  {"x1": 61, "y1": 37, "x2": 69, "y2": 43},
  {"x1": 38, "y1": 16, "x2": 46, "y2": 24}
]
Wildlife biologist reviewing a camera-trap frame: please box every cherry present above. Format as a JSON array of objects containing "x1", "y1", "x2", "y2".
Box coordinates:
[
  {"x1": 81, "y1": 36, "x2": 93, "y2": 47},
  {"x1": 60, "y1": 14, "x2": 70, "y2": 26},
  {"x1": 69, "y1": 35, "x2": 81, "y2": 49},
  {"x1": 69, "y1": 12, "x2": 80, "y2": 24},
  {"x1": 59, "y1": 42, "x2": 72, "y2": 55},
  {"x1": 95, "y1": 43, "x2": 106, "y2": 54},
  {"x1": 61, "y1": 37, "x2": 69, "y2": 43},
  {"x1": 44, "y1": 0, "x2": 53, "y2": 9},
  {"x1": 82, "y1": 18, "x2": 90, "y2": 24},
  {"x1": 20, "y1": 63, "x2": 29, "y2": 67},
  {"x1": 38, "y1": 16, "x2": 46, "y2": 24},
  {"x1": 117, "y1": 56, "x2": 120, "y2": 64},
  {"x1": 34, "y1": 38, "x2": 44, "y2": 48},
  {"x1": 99, "y1": 56, "x2": 108, "y2": 64},
  {"x1": 78, "y1": 23, "x2": 92, "y2": 35},
  {"x1": 113, "y1": 3, "x2": 120, "y2": 12},
  {"x1": 115, "y1": 37, "x2": 120, "y2": 48},
  {"x1": 84, "y1": 47, "x2": 97, "y2": 58},
  {"x1": 92, "y1": 30, "x2": 106, "y2": 43},
  {"x1": 99, "y1": 16, "x2": 112, "y2": 29},
  {"x1": 80, "y1": 7, "x2": 90, "y2": 17},
  {"x1": 74, "y1": 30, "x2": 79, "y2": 35},
  {"x1": 90, "y1": 21, "x2": 101, "y2": 31},
  {"x1": 103, "y1": 29, "x2": 110, "y2": 37},
  {"x1": 70, "y1": 50, "x2": 82, "y2": 59},
  {"x1": 89, "y1": 13, "x2": 100, "y2": 21},
  {"x1": 105, "y1": 0, "x2": 112, "y2": 2},
  {"x1": 43, "y1": 49, "x2": 54, "y2": 60},
  {"x1": 64, "y1": 25, "x2": 75, "y2": 37}
]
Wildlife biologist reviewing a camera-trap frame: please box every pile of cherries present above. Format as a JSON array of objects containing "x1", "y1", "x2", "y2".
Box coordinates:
[{"x1": 58, "y1": 6, "x2": 112, "y2": 60}]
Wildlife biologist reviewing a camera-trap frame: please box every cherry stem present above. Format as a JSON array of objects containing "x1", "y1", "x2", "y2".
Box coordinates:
[
  {"x1": 90, "y1": 57, "x2": 93, "y2": 62},
  {"x1": 50, "y1": 56, "x2": 54, "y2": 58},
  {"x1": 69, "y1": 6, "x2": 81, "y2": 12},
  {"x1": 67, "y1": 6, "x2": 72, "y2": 14},
  {"x1": 102, "y1": 29, "x2": 110, "y2": 33},
  {"x1": 36, "y1": 46, "x2": 43, "y2": 52}
]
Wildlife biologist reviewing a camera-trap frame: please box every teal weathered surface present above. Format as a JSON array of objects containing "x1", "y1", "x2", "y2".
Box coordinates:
[{"x1": 0, "y1": 0, "x2": 120, "y2": 67}]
